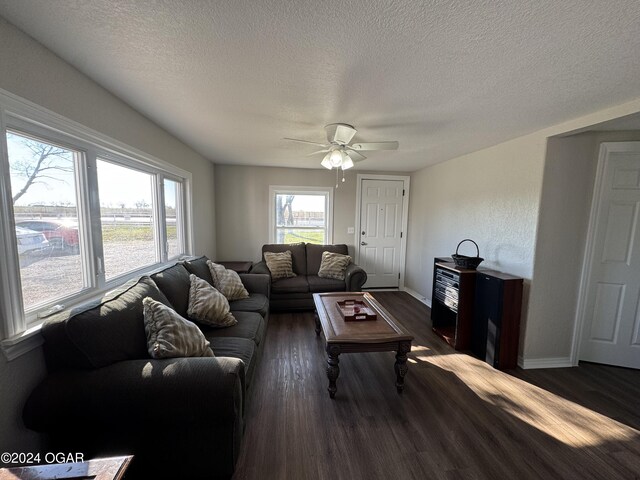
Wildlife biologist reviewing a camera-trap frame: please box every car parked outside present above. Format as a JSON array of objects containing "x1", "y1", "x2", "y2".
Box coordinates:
[
  {"x1": 15, "y1": 226, "x2": 50, "y2": 255},
  {"x1": 15, "y1": 219, "x2": 79, "y2": 251}
]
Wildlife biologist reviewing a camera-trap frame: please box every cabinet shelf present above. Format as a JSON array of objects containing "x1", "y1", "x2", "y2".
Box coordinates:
[
  {"x1": 430, "y1": 257, "x2": 523, "y2": 369},
  {"x1": 431, "y1": 260, "x2": 477, "y2": 351}
]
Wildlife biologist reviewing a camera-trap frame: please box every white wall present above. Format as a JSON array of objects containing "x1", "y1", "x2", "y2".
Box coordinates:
[
  {"x1": 526, "y1": 131, "x2": 640, "y2": 366},
  {"x1": 214, "y1": 164, "x2": 405, "y2": 261},
  {"x1": 525, "y1": 133, "x2": 598, "y2": 364},
  {"x1": 0, "y1": 17, "x2": 216, "y2": 453},
  {"x1": 404, "y1": 133, "x2": 546, "y2": 355}
]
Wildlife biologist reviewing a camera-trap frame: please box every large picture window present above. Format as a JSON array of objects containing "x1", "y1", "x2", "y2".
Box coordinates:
[
  {"x1": 269, "y1": 186, "x2": 333, "y2": 244},
  {"x1": 0, "y1": 104, "x2": 192, "y2": 347}
]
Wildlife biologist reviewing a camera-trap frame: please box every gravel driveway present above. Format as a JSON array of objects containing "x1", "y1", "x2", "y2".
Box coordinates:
[{"x1": 20, "y1": 240, "x2": 157, "y2": 309}]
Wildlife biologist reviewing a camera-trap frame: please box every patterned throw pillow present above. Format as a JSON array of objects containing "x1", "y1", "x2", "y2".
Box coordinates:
[
  {"x1": 206, "y1": 261, "x2": 250, "y2": 301},
  {"x1": 317, "y1": 251, "x2": 352, "y2": 280},
  {"x1": 142, "y1": 297, "x2": 214, "y2": 359},
  {"x1": 187, "y1": 274, "x2": 237, "y2": 327},
  {"x1": 264, "y1": 251, "x2": 296, "y2": 280}
]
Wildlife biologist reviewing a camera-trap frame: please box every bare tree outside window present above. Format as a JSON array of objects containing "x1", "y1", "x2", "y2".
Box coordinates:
[
  {"x1": 276, "y1": 195, "x2": 295, "y2": 227},
  {"x1": 274, "y1": 193, "x2": 327, "y2": 244},
  {"x1": 10, "y1": 137, "x2": 74, "y2": 204},
  {"x1": 6, "y1": 131, "x2": 83, "y2": 310}
]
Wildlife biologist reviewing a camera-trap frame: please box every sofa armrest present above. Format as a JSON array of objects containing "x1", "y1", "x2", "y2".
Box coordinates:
[
  {"x1": 249, "y1": 261, "x2": 270, "y2": 276},
  {"x1": 239, "y1": 273, "x2": 270, "y2": 298},
  {"x1": 345, "y1": 263, "x2": 367, "y2": 291},
  {"x1": 24, "y1": 356, "x2": 244, "y2": 432},
  {"x1": 23, "y1": 357, "x2": 245, "y2": 478}
]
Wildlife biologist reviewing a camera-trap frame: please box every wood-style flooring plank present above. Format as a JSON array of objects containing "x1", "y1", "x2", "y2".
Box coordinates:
[{"x1": 233, "y1": 292, "x2": 640, "y2": 480}]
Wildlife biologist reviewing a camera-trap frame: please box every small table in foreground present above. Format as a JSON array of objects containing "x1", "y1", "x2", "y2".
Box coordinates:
[
  {"x1": 0, "y1": 456, "x2": 132, "y2": 480},
  {"x1": 313, "y1": 292, "x2": 414, "y2": 399},
  {"x1": 217, "y1": 261, "x2": 254, "y2": 274}
]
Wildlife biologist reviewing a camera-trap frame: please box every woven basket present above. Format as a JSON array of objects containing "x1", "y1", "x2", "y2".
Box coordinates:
[{"x1": 451, "y1": 239, "x2": 484, "y2": 270}]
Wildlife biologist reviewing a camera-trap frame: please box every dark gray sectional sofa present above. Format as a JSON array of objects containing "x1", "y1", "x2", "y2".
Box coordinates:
[
  {"x1": 251, "y1": 243, "x2": 367, "y2": 311},
  {"x1": 22, "y1": 256, "x2": 269, "y2": 480}
]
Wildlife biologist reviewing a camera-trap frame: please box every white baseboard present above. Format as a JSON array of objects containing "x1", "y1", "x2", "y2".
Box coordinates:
[
  {"x1": 517, "y1": 356, "x2": 575, "y2": 370},
  {"x1": 402, "y1": 287, "x2": 431, "y2": 308}
]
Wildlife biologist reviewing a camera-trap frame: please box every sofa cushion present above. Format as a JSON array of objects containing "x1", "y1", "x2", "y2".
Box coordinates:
[
  {"x1": 263, "y1": 251, "x2": 296, "y2": 280},
  {"x1": 182, "y1": 256, "x2": 215, "y2": 285},
  {"x1": 204, "y1": 311, "x2": 265, "y2": 346},
  {"x1": 207, "y1": 337, "x2": 257, "y2": 386},
  {"x1": 307, "y1": 275, "x2": 347, "y2": 293},
  {"x1": 262, "y1": 243, "x2": 307, "y2": 276},
  {"x1": 207, "y1": 261, "x2": 250, "y2": 300},
  {"x1": 229, "y1": 293, "x2": 269, "y2": 318},
  {"x1": 41, "y1": 276, "x2": 170, "y2": 371},
  {"x1": 187, "y1": 274, "x2": 237, "y2": 327},
  {"x1": 150, "y1": 263, "x2": 192, "y2": 318},
  {"x1": 271, "y1": 275, "x2": 309, "y2": 294},
  {"x1": 317, "y1": 251, "x2": 352, "y2": 280},
  {"x1": 143, "y1": 297, "x2": 214, "y2": 359},
  {"x1": 306, "y1": 244, "x2": 349, "y2": 275}
]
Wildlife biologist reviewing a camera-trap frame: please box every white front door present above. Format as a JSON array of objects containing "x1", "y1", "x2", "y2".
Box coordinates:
[
  {"x1": 358, "y1": 179, "x2": 404, "y2": 288},
  {"x1": 580, "y1": 143, "x2": 640, "y2": 369}
]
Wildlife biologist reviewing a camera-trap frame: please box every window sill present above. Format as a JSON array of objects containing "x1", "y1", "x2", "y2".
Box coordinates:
[{"x1": 1, "y1": 324, "x2": 44, "y2": 361}]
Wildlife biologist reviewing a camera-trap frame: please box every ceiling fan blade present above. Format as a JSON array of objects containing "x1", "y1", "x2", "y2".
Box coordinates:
[
  {"x1": 345, "y1": 150, "x2": 366, "y2": 161},
  {"x1": 306, "y1": 149, "x2": 330, "y2": 156},
  {"x1": 350, "y1": 141, "x2": 399, "y2": 151},
  {"x1": 325, "y1": 123, "x2": 357, "y2": 145},
  {"x1": 283, "y1": 138, "x2": 329, "y2": 148}
]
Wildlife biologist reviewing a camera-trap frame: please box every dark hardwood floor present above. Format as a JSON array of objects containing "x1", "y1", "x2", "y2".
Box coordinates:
[{"x1": 232, "y1": 292, "x2": 640, "y2": 480}]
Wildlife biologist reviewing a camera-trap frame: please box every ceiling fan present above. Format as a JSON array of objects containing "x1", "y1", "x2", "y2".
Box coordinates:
[{"x1": 284, "y1": 123, "x2": 399, "y2": 171}]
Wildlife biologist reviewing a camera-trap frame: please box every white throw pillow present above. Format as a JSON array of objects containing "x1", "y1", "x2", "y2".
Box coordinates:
[
  {"x1": 207, "y1": 261, "x2": 250, "y2": 300},
  {"x1": 187, "y1": 274, "x2": 237, "y2": 327},
  {"x1": 143, "y1": 297, "x2": 214, "y2": 359}
]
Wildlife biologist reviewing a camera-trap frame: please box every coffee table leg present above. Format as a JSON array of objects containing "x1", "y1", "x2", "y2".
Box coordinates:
[
  {"x1": 314, "y1": 311, "x2": 321, "y2": 336},
  {"x1": 395, "y1": 341, "x2": 411, "y2": 393},
  {"x1": 326, "y1": 345, "x2": 340, "y2": 399}
]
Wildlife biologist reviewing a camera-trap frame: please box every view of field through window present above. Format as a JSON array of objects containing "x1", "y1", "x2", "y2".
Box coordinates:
[
  {"x1": 275, "y1": 193, "x2": 327, "y2": 244},
  {"x1": 164, "y1": 179, "x2": 180, "y2": 258},
  {"x1": 97, "y1": 159, "x2": 157, "y2": 279}
]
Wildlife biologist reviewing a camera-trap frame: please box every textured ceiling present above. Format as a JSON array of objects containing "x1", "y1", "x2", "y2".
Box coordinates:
[{"x1": 0, "y1": 1, "x2": 639, "y2": 171}]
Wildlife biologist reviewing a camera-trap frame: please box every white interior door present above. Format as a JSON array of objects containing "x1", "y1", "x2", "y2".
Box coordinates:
[
  {"x1": 580, "y1": 143, "x2": 640, "y2": 369},
  {"x1": 358, "y1": 179, "x2": 404, "y2": 288}
]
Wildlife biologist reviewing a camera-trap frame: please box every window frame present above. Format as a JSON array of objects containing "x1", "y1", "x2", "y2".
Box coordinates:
[
  {"x1": 268, "y1": 185, "x2": 334, "y2": 245},
  {"x1": 0, "y1": 89, "x2": 194, "y2": 356}
]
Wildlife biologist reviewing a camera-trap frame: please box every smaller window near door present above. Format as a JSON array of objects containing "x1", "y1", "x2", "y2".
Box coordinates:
[{"x1": 269, "y1": 187, "x2": 333, "y2": 245}]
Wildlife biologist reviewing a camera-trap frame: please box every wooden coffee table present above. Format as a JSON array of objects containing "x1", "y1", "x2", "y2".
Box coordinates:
[{"x1": 313, "y1": 292, "x2": 414, "y2": 398}]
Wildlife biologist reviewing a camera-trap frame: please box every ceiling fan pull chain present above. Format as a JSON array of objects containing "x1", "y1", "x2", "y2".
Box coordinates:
[
  {"x1": 342, "y1": 169, "x2": 345, "y2": 183},
  {"x1": 336, "y1": 168, "x2": 339, "y2": 188}
]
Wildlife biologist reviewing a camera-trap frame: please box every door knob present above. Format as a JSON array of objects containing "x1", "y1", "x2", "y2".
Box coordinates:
[{"x1": 361, "y1": 241, "x2": 368, "y2": 246}]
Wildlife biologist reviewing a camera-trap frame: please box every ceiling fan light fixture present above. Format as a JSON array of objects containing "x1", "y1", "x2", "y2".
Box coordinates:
[
  {"x1": 329, "y1": 149, "x2": 344, "y2": 167},
  {"x1": 321, "y1": 153, "x2": 333, "y2": 170},
  {"x1": 341, "y1": 155, "x2": 354, "y2": 170}
]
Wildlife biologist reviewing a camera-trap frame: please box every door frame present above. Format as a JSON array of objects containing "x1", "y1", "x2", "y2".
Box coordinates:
[
  {"x1": 570, "y1": 141, "x2": 640, "y2": 365},
  {"x1": 354, "y1": 174, "x2": 410, "y2": 289}
]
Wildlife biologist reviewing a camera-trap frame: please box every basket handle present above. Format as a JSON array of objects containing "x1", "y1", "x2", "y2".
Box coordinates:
[{"x1": 455, "y1": 239, "x2": 480, "y2": 257}]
